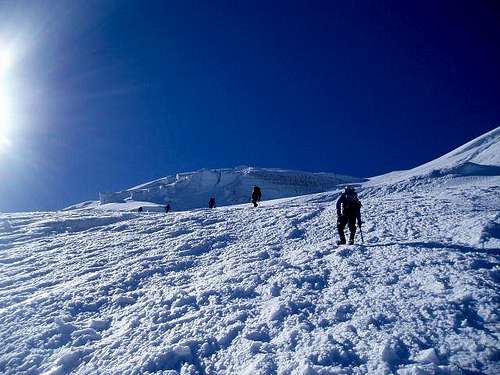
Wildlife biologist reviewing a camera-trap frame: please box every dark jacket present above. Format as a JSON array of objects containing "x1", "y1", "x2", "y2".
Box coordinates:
[
  {"x1": 336, "y1": 192, "x2": 362, "y2": 224},
  {"x1": 252, "y1": 187, "x2": 262, "y2": 201},
  {"x1": 208, "y1": 198, "x2": 216, "y2": 208}
]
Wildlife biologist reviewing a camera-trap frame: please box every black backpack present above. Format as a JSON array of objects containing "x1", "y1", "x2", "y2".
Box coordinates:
[
  {"x1": 343, "y1": 191, "x2": 360, "y2": 211},
  {"x1": 252, "y1": 186, "x2": 262, "y2": 200}
]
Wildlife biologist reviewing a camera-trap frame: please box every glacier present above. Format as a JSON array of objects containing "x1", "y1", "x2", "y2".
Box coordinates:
[
  {"x1": 0, "y1": 127, "x2": 499, "y2": 374},
  {"x1": 90, "y1": 167, "x2": 364, "y2": 212}
]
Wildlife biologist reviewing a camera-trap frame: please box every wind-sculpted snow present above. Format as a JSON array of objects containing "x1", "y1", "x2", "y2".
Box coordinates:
[{"x1": 1, "y1": 173, "x2": 499, "y2": 374}]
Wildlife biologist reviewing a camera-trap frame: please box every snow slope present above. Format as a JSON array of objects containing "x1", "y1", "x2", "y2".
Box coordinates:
[
  {"x1": 94, "y1": 167, "x2": 363, "y2": 211},
  {"x1": 368, "y1": 127, "x2": 500, "y2": 185},
  {"x1": 1, "y1": 128, "x2": 499, "y2": 375}
]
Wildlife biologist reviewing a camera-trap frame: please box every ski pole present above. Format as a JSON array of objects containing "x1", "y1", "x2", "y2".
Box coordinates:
[{"x1": 359, "y1": 225, "x2": 364, "y2": 244}]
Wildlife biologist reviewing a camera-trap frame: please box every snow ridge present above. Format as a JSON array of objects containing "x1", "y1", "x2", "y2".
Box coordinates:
[{"x1": 369, "y1": 126, "x2": 500, "y2": 184}]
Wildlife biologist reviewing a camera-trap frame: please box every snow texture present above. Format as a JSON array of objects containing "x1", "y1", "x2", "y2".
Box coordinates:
[{"x1": 1, "y1": 127, "x2": 499, "y2": 374}]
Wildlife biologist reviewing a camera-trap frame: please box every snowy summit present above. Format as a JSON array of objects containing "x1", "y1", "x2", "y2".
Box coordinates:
[{"x1": 1, "y1": 127, "x2": 499, "y2": 374}]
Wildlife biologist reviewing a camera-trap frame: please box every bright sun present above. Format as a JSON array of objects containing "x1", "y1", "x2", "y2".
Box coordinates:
[
  {"x1": 0, "y1": 50, "x2": 13, "y2": 77},
  {"x1": 0, "y1": 89, "x2": 9, "y2": 128},
  {"x1": 0, "y1": 93, "x2": 9, "y2": 149},
  {"x1": 0, "y1": 46, "x2": 14, "y2": 149}
]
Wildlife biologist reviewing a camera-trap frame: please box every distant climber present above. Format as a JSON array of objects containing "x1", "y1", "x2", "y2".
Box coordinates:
[
  {"x1": 251, "y1": 186, "x2": 262, "y2": 207},
  {"x1": 165, "y1": 204, "x2": 171, "y2": 213},
  {"x1": 336, "y1": 186, "x2": 362, "y2": 245},
  {"x1": 138, "y1": 206, "x2": 143, "y2": 213},
  {"x1": 208, "y1": 197, "x2": 216, "y2": 209}
]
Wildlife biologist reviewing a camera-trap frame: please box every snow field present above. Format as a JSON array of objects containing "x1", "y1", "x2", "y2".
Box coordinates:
[{"x1": 1, "y1": 174, "x2": 499, "y2": 374}]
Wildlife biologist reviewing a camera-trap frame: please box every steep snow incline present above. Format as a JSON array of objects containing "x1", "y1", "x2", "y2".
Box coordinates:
[
  {"x1": 95, "y1": 167, "x2": 363, "y2": 211},
  {"x1": 1, "y1": 174, "x2": 499, "y2": 374},
  {"x1": 369, "y1": 126, "x2": 500, "y2": 185},
  {"x1": 1, "y1": 129, "x2": 499, "y2": 374}
]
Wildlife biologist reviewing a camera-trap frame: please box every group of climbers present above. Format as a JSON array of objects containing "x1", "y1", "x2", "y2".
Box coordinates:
[
  {"x1": 206, "y1": 185, "x2": 262, "y2": 209},
  {"x1": 138, "y1": 184, "x2": 362, "y2": 245}
]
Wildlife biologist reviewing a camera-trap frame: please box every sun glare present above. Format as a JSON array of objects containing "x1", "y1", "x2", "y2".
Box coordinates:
[
  {"x1": 0, "y1": 133, "x2": 11, "y2": 150},
  {"x1": 0, "y1": 89, "x2": 10, "y2": 149},
  {"x1": 0, "y1": 89, "x2": 9, "y2": 124},
  {"x1": 0, "y1": 50, "x2": 13, "y2": 77},
  {"x1": 0, "y1": 47, "x2": 14, "y2": 149}
]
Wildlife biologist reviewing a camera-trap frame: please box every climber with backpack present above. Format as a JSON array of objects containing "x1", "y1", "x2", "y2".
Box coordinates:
[
  {"x1": 251, "y1": 186, "x2": 262, "y2": 207},
  {"x1": 208, "y1": 197, "x2": 216, "y2": 209},
  {"x1": 336, "y1": 186, "x2": 362, "y2": 245}
]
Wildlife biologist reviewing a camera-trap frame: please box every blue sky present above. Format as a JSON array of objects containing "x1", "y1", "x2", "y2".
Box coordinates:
[{"x1": 0, "y1": 1, "x2": 499, "y2": 211}]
